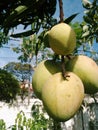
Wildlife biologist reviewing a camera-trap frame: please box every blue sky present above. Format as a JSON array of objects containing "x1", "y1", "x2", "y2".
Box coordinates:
[
  {"x1": 0, "y1": 0, "x2": 97, "y2": 68},
  {"x1": 54, "y1": 0, "x2": 84, "y2": 22}
]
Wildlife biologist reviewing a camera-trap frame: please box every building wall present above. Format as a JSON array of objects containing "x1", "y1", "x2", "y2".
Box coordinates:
[{"x1": 0, "y1": 94, "x2": 98, "y2": 130}]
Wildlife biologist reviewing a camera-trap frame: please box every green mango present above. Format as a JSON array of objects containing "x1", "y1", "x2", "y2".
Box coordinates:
[
  {"x1": 42, "y1": 72, "x2": 84, "y2": 121},
  {"x1": 66, "y1": 55, "x2": 98, "y2": 94},
  {"x1": 32, "y1": 60, "x2": 61, "y2": 99},
  {"x1": 48, "y1": 23, "x2": 76, "y2": 55}
]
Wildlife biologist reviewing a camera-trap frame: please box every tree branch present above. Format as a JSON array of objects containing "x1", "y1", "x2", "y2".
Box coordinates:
[{"x1": 58, "y1": 0, "x2": 64, "y2": 22}]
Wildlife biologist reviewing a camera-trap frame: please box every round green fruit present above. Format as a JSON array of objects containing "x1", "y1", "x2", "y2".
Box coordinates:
[
  {"x1": 32, "y1": 60, "x2": 61, "y2": 99},
  {"x1": 66, "y1": 55, "x2": 98, "y2": 94},
  {"x1": 48, "y1": 23, "x2": 76, "y2": 55},
  {"x1": 42, "y1": 72, "x2": 84, "y2": 121}
]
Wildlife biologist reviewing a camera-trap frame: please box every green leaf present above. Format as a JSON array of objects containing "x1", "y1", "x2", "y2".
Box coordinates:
[
  {"x1": 3, "y1": 5, "x2": 28, "y2": 28},
  {"x1": 64, "y1": 13, "x2": 79, "y2": 24},
  {"x1": 10, "y1": 30, "x2": 37, "y2": 38}
]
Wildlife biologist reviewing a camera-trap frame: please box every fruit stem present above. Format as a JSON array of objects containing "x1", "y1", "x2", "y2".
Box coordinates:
[
  {"x1": 58, "y1": 0, "x2": 70, "y2": 79},
  {"x1": 61, "y1": 55, "x2": 66, "y2": 78},
  {"x1": 58, "y1": 0, "x2": 64, "y2": 22},
  {"x1": 61, "y1": 55, "x2": 70, "y2": 79}
]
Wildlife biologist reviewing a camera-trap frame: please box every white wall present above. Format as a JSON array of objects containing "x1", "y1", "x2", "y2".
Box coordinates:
[{"x1": 0, "y1": 97, "x2": 41, "y2": 129}]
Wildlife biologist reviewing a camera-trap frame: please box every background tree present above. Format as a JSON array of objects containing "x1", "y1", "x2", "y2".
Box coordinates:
[
  {"x1": 0, "y1": 69, "x2": 20, "y2": 103},
  {"x1": 82, "y1": 0, "x2": 98, "y2": 44},
  {"x1": 81, "y1": 0, "x2": 98, "y2": 62},
  {"x1": 3, "y1": 62, "x2": 33, "y2": 81},
  {"x1": 0, "y1": 31, "x2": 9, "y2": 47}
]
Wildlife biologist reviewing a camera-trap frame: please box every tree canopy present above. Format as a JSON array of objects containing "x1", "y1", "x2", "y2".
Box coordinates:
[
  {"x1": 0, "y1": 0, "x2": 56, "y2": 36},
  {"x1": 0, "y1": 69, "x2": 20, "y2": 102},
  {"x1": 82, "y1": 0, "x2": 98, "y2": 44},
  {"x1": 4, "y1": 62, "x2": 34, "y2": 81}
]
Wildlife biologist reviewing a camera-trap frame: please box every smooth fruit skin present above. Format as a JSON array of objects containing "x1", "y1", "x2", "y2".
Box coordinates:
[
  {"x1": 66, "y1": 55, "x2": 98, "y2": 94},
  {"x1": 32, "y1": 60, "x2": 61, "y2": 99},
  {"x1": 48, "y1": 23, "x2": 76, "y2": 55},
  {"x1": 42, "y1": 72, "x2": 84, "y2": 121}
]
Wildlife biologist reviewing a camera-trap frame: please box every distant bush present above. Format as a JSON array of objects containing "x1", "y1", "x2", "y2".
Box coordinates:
[{"x1": 0, "y1": 69, "x2": 20, "y2": 102}]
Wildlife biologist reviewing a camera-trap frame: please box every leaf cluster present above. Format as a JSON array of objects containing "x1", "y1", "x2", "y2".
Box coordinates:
[
  {"x1": 10, "y1": 102, "x2": 53, "y2": 130},
  {"x1": 3, "y1": 62, "x2": 33, "y2": 82},
  {"x1": 82, "y1": 0, "x2": 98, "y2": 44},
  {"x1": 0, "y1": 119, "x2": 6, "y2": 130},
  {"x1": 0, "y1": 0, "x2": 56, "y2": 35},
  {"x1": 0, "y1": 69, "x2": 20, "y2": 102},
  {"x1": 0, "y1": 30, "x2": 9, "y2": 47}
]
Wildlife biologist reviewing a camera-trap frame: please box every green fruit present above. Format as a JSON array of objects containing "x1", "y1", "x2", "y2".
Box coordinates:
[
  {"x1": 42, "y1": 72, "x2": 84, "y2": 121},
  {"x1": 66, "y1": 55, "x2": 98, "y2": 94},
  {"x1": 32, "y1": 60, "x2": 61, "y2": 99},
  {"x1": 48, "y1": 23, "x2": 76, "y2": 55}
]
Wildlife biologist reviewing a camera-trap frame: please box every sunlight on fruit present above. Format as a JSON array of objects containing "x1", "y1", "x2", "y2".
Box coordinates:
[
  {"x1": 42, "y1": 72, "x2": 84, "y2": 121},
  {"x1": 66, "y1": 55, "x2": 98, "y2": 94},
  {"x1": 48, "y1": 23, "x2": 76, "y2": 55},
  {"x1": 32, "y1": 60, "x2": 61, "y2": 99}
]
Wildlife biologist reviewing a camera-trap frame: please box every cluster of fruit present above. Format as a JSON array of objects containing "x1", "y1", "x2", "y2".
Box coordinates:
[{"x1": 32, "y1": 23, "x2": 98, "y2": 122}]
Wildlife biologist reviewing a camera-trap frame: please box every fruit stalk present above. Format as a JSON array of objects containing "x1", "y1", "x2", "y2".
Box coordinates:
[
  {"x1": 61, "y1": 55, "x2": 66, "y2": 78},
  {"x1": 52, "y1": 1, "x2": 65, "y2": 129},
  {"x1": 58, "y1": 0, "x2": 64, "y2": 22},
  {"x1": 58, "y1": 0, "x2": 66, "y2": 78}
]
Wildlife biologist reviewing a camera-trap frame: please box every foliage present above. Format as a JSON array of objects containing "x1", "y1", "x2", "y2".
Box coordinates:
[
  {"x1": 70, "y1": 21, "x2": 98, "y2": 59},
  {"x1": 0, "y1": 30, "x2": 9, "y2": 47},
  {"x1": 0, "y1": 119, "x2": 6, "y2": 130},
  {"x1": 0, "y1": 0, "x2": 79, "y2": 39},
  {"x1": 12, "y1": 33, "x2": 54, "y2": 64},
  {"x1": 4, "y1": 62, "x2": 33, "y2": 71},
  {"x1": 0, "y1": 0, "x2": 57, "y2": 35},
  {"x1": 8, "y1": 100, "x2": 54, "y2": 130},
  {"x1": 0, "y1": 100, "x2": 62, "y2": 130},
  {"x1": 3, "y1": 62, "x2": 33, "y2": 81},
  {"x1": 82, "y1": 0, "x2": 98, "y2": 44},
  {"x1": 0, "y1": 69, "x2": 20, "y2": 102},
  {"x1": 13, "y1": 35, "x2": 38, "y2": 63},
  {"x1": 70, "y1": 22, "x2": 83, "y2": 49}
]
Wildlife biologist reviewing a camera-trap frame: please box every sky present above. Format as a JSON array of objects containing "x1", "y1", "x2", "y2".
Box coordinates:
[
  {"x1": 0, "y1": 0, "x2": 97, "y2": 68},
  {"x1": 54, "y1": 0, "x2": 84, "y2": 22}
]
